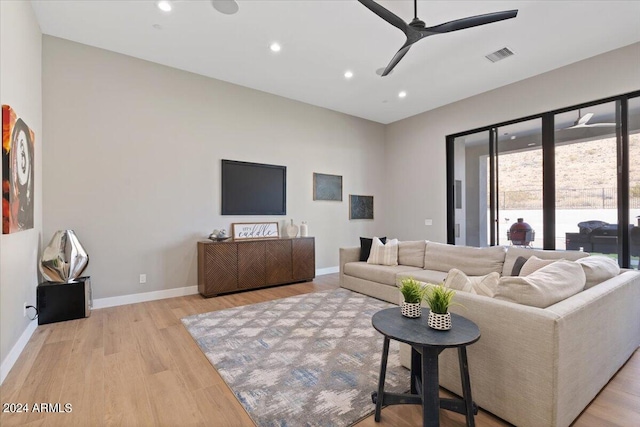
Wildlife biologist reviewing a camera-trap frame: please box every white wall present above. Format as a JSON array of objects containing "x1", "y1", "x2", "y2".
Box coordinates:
[
  {"x1": 384, "y1": 42, "x2": 640, "y2": 242},
  {"x1": 42, "y1": 36, "x2": 386, "y2": 300},
  {"x1": 0, "y1": 1, "x2": 43, "y2": 374}
]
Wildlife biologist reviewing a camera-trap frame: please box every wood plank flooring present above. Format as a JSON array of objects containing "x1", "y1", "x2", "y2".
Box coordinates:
[{"x1": 1, "y1": 273, "x2": 638, "y2": 426}]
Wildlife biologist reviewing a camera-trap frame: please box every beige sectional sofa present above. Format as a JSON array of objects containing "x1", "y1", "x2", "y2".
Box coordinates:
[{"x1": 339, "y1": 241, "x2": 640, "y2": 427}]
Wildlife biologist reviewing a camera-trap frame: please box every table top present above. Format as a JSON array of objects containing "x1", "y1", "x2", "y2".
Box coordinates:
[{"x1": 372, "y1": 307, "x2": 480, "y2": 348}]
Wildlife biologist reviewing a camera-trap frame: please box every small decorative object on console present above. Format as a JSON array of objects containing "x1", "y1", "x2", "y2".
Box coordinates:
[
  {"x1": 399, "y1": 277, "x2": 426, "y2": 318},
  {"x1": 300, "y1": 221, "x2": 308, "y2": 237},
  {"x1": 425, "y1": 284, "x2": 455, "y2": 330},
  {"x1": 285, "y1": 219, "x2": 299, "y2": 238},
  {"x1": 209, "y1": 229, "x2": 229, "y2": 242},
  {"x1": 40, "y1": 230, "x2": 89, "y2": 283}
]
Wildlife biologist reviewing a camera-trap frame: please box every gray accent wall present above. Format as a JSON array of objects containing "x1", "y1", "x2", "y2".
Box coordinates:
[
  {"x1": 0, "y1": 1, "x2": 43, "y2": 370},
  {"x1": 384, "y1": 42, "x2": 640, "y2": 242},
  {"x1": 42, "y1": 36, "x2": 386, "y2": 300}
]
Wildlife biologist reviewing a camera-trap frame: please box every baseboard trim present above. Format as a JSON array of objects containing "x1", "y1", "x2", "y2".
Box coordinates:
[
  {"x1": 316, "y1": 266, "x2": 339, "y2": 276},
  {"x1": 0, "y1": 320, "x2": 37, "y2": 385},
  {"x1": 92, "y1": 286, "x2": 199, "y2": 310}
]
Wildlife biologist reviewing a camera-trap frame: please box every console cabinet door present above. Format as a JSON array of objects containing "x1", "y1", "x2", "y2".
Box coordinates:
[
  {"x1": 266, "y1": 240, "x2": 293, "y2": 285},
  {"x1": 198, "y1": 242, "x2": 238, "y2": 296},
  {"x1": 238, "y1": 241, "x2": 266, "y2": 289},
  {"x1": 292, "y1": 238, "x2": 315, "y2": 281}
]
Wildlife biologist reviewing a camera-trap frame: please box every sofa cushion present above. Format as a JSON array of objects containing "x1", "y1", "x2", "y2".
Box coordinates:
[
  {"x1": 494, "y1": 260, "x2": 586, "y2": 308},
  {"x1": 368, "y1": 238, "x2": 399, "y2": 266},
  {"x1": 424, "y1": 242, "x2": 506, "y2": 276},
  {"x1": 519, "y1": 256, "x2": 559, "y2": 276},
  {"x1": 502, "y1": 247, "x2": 588, "y2": 276},
  {"x1": 359, "y1": 236, "x2": 386, "y2": 261},
  {"x1": 576, "y1": 256, "x2": 621, "y2": 289},
  {"x1": 510, "y1": 256, "x2": 528, "y2": 276},
  {"x1": 397, "y1": 269, "x2": 448, "y2": 286},
  {"x1": 444, "y1": 268, "x2": 499, "y2": 297},
  {"x1": 398, "y1": 240, "x2": 426, "y2": 268},
  {"x1": 344, "y1": 262, "x2": 421, "y2": 286}
]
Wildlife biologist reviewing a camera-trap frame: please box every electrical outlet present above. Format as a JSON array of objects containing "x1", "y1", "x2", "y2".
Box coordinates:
[
  {"x1": 23, "y1": 302, "x2": 27, "y2": 317},
  {"x1": 139, "y1": 274, "x2": 147, "y2": 284}
]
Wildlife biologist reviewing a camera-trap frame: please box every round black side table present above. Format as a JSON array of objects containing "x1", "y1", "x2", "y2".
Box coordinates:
[{"x1": 371, "y1": 307, "x2": 480, "y2": 427}]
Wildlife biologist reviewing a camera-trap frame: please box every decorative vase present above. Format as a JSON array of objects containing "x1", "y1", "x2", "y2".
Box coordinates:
[
  {"x1": 428, "y1": 311, "x2": 452, "y2": 330},
  {"x1": 300, "y1": 221, "x2": 308, "y2": 237},
  {"x1": 40, "y1": 230, "x2": 89, "y2": 283},
  {"x1": 401, "y1": 301, "x2": 421, "y2": 318},
  {"x1": 285, "y1": 219, "x2": 299, "y2": 238}
]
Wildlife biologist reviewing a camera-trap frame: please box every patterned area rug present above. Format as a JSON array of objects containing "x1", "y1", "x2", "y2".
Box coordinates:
[{"x1": 182, "y1": 289, "x2": 410, "y2": 427}]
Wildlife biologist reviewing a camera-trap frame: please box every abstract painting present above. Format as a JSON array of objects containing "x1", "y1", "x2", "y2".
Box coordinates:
[
  {"x1": 349, "y1": 194, "x2": 373, "y2": 220},
  {"x1": 2, "y1": 105, "x2": 35, "y2": 234},
  {"x1": 313, "y1": 173, "x2": 342, "y2": 201}
]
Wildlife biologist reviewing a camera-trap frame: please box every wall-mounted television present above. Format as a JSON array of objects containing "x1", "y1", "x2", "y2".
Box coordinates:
[{"x1": 221, "y1": 160, "x2": 287, "y2": 215}]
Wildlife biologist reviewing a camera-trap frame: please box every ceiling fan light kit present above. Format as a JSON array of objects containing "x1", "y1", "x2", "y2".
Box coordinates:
[{"x1": 358, "y1": 0, "x2": 518, "y2": 76}]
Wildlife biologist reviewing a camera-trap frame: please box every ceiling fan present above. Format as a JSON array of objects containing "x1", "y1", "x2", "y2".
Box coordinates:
[
  {"x1": 565, "y1": 110, "x2": 616, "y2": 129},
  {"x1": 358, "y1": 0, "x2": 518, "y2": 76},
  {"x1": 211, "y1": 0, "x2": 239, "y2": 15}
]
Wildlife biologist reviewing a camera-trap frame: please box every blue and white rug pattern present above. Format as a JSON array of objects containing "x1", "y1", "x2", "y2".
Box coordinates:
[{"x1": 182, "y1": 289, "x2": 410, "y2": 427}]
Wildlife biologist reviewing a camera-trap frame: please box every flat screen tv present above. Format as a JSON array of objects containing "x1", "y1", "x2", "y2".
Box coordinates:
[{"x1": 221, "y1": 160, "x2": 287, "y2": 215}]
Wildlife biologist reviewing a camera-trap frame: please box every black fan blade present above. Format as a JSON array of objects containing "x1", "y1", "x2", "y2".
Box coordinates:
[
  {"x1": 382, "y1": 42, "x2": 413, "y2": 76},
  {"x1": 425, "y1": 10, "x2": 518, "y2": 34},
  {"x1": 357, "y1": 0, "x2": 409, "y2": 34}
]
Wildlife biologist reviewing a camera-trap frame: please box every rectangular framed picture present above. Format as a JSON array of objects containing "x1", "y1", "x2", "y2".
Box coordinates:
[
  {"x1": 232, "y1": 222, "x2": 280, "y2": 240},
  {"x1": 313, "y1": 173, "x2": 342, "y2": 201},
  {"x1": 2, "y1": 105, "x2": 35, "y2": 234},
  {"x1": 349, "y1": 195, "x2": 374, "y2": 220}
]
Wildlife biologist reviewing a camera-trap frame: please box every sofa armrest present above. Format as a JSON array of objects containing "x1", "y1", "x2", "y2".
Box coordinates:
[{"x1": 339, "y1": 247, "x2": 361, "y2": 284}]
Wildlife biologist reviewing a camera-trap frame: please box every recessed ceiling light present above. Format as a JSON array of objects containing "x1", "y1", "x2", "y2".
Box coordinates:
[
  {"x1": 270, "y1": 43, "x2": 281, "y2": 53},
  {"x1": 152, "y1": 23, "x2": 163, "y2": 30},
  {"x1": 511, "y1": 135, "x2": 517, "y2": 140},
  {"x1": 344, "y1": 71, "x2": 353, "y2": 79},
  {"x1": 528, "y1": 142, "x2": 536, "y2": 146},
  {"x1": 398, "y1": 91, "x2": 407, "y2": 98},
  {"x1": 157, "y1": 1, "x2": 172, "y2": 12}
]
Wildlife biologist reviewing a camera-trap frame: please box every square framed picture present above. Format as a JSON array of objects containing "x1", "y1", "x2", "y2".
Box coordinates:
[
  {"x1": 313, "y1": 173, "x2": 342, "y2": 201},
  {"x1": 349, "y1": 194, "x2": 373, "y2": 220}
]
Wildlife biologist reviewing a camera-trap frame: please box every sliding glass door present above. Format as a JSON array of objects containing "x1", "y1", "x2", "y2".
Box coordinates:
[{"x1": 447, "y1": 90, "x2": 640, "y2": 268}]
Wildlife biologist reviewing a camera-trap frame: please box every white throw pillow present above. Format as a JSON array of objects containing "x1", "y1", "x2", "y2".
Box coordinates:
[
  {"x1": 494, "y1": 260, "x2": 586, "y2": 308},
  {"x1": 444, "y1": 268, "x2": 499, "y2": 297},
  {"x1": 576, "y1": 256, "x2": 621, "y2": 289},
  {"x1": 519, "y1": 255, "x2": 560, "y2": 276},
  {"x1": 367, "y1": 237, "x2": 399, "y2": 266}
]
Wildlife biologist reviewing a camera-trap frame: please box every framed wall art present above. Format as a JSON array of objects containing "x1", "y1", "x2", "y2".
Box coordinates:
[
  {"x1": 232, "y1": 222, "x2": 280, "y2": 240},
  {"x1": 313, "y1": 173, "x2": 342, "y2": 201},
  {"x1": 2, "y1": 105, "x2": 35, "y2": 234},
  {"x1": 349, "y1": 195, "x2": 374, "y2": 220}
]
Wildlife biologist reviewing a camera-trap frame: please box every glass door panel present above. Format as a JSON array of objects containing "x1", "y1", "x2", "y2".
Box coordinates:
[
  {"x1": 453, "y1": 131, "x2": 491, "y2": 247},
  {"x1": 496, "y1": 119, "x2": 543, "y2": 248},
  {"x1": 554, "y1": 102, "x2": 619, "y2": 257},
  {"x1": 629, "y1": 96, "x2": 640, "y2": 269}
]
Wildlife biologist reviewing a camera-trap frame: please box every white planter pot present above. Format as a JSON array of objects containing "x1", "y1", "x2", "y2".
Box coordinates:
[
  {"x1": 428, "y1": 311, "x2": 452, "y2": 330},
  {"x1": 401, "y1": 301, "x2": 422, "y2": 318}
]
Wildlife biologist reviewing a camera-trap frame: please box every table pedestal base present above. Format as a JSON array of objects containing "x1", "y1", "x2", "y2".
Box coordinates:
[{"x1": 373, "y1": 337, "x2": 478, "y2": 427}]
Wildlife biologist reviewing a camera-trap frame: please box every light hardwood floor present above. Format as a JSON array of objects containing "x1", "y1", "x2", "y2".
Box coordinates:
[{"x1": 1, "y1": 273, "x2": 638, "y2": 427}]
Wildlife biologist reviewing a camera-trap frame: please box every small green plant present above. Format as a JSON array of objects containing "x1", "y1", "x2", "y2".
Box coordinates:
[
  {"x1": 399, "y1": 277, "x2": 427, "y2": 304},
  {"x1": 424, "y1": 284, "x2": 457, "y2": 314}
]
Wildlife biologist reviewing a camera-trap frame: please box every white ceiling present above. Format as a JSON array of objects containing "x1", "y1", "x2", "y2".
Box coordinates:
[{"x1": 31, "y1": 0, "x2": 640, "y2": 124}]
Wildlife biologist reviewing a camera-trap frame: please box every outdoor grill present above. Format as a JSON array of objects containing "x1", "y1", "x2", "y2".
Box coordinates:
[{"x1": 507, "y1": 218, "x2": 535, "y2": 246}]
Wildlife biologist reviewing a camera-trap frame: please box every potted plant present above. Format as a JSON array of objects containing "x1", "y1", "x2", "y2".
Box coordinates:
[
  {"x1": 424, "y1": 284, "x2": 456, "y2": 330},
  {"x1": 399, "y1": 277, "x2": 427, "y2": 318}
]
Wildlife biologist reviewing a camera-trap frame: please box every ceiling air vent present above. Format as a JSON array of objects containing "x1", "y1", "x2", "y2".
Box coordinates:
[{"x1": 486, "y1": 47, "x2": 514, "y2": 63}]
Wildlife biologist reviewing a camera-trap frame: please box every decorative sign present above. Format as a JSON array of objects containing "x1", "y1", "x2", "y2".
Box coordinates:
[{"x1": 232, "y1": 222, "x2": 280, "y2": 240}]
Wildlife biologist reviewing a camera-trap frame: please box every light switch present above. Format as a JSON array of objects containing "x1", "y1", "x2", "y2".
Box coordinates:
[{"x1": 424, "y1": 219, "x2": 433, "y2": 226}]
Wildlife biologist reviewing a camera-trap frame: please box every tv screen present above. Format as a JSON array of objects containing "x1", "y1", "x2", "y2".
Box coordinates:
[{"x1": 221, "y1": 160, "x2": 287, "y2": 215}]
